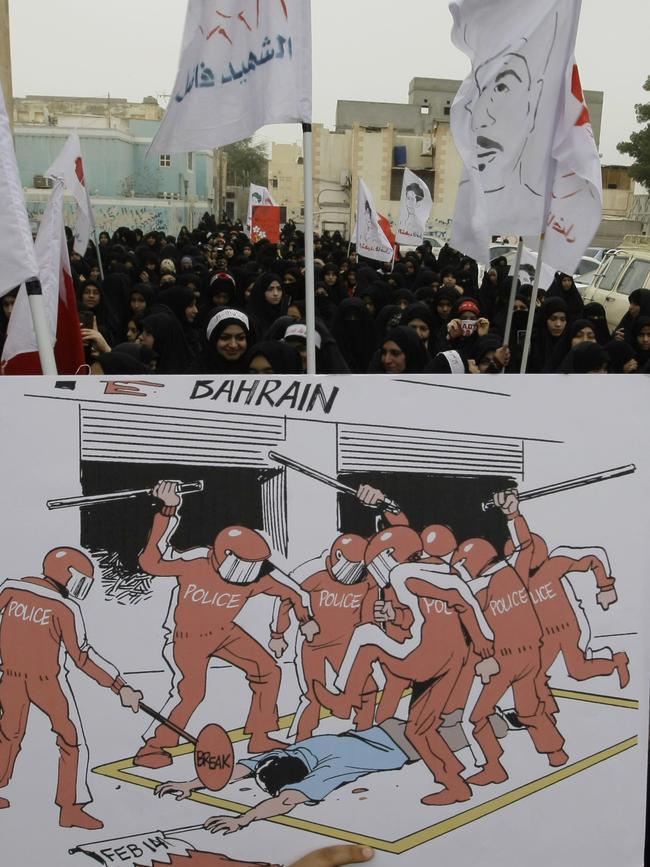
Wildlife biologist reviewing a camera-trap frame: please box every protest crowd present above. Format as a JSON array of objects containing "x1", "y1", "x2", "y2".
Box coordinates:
[{"x1": 2, "y1": 213, "x2": 647, "y2": 378}]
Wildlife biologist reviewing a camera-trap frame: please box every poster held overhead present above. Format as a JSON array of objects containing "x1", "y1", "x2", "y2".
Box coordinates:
[
  {"x1": 0, "y1": 81, "x2": 39, "y2": 297},
  {"x1": 395, "y1": 168, "x2": 433, "y2": 246}
]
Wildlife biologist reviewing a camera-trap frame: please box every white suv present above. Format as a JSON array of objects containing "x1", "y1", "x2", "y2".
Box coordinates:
[{"x1": 581, "y1": 236, "x2": 650, "y2": 331}]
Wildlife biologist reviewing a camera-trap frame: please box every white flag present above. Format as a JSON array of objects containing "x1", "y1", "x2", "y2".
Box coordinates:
[
  {"x1": 449, "y1": 0, "x2": 584, "y2": 266},
  {"x1": 0, "y1": 82, "x2": 39, "y2": 297},
  {"x1": 247, "y1": 183, "x2": 277, "y2": 231},
  {"x1": 356, "y1": 179, "x2": 393, "y2": 263},
  {"x1": 46, "y1": 132, "x2": 95, "y2": 254},
  {"x1": 528, "y1": 64, "x2": 602, "y2": 275},
  {"x1": 395, "y1": 168, "x2": 432, "y2": 246},
  {"x1": 150, "y1": 0, "x2": 312, "y2": 154}
]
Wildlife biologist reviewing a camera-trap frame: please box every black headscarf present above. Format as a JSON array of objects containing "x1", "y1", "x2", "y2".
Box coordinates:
[
  {"x1": 582, "y1": 302, "x2": 611, "y2": 345},
  {"x1": 527, "y1": 297, "x2": 570, "y2": 373},
  {"x1": 615, "y1": 288, "x2": 650, "y2": 342},
  {"x1": 94, "y1": 352, "x2": 150, "y2": 375},
  {"x1": 374, "y1": 304, "x2": 403, "y2": 343},
  {"x1": 401, "y1": 302, "x2": 437, "y2": 351},
  {"x1": 559, "y1": 342, "x2": 609, "y2": 373},
  {"x1": 603, "y1": 339, "x2": 637, "y2": 374},
  {"x1": 247, "y1": 272, "x2": 289, "y2": 336},
  {"x1": 331, "y1": 297, "x2": 377, "y2": 373},
  {"x1": 245, "y1": 341, "x2": 303, "y2": 374},
  {"x1": 141, "y1": 312, "x2": 192, "y2": 374},
  {"x1": 632, "y1": 315, "x2": 650, "y2": 368},
  {"x1": 546, "y1": 272, "x2": 584, "y2": 318},
  {"x1": 368, "y1": 325, "x2": 430, "y2": 373}
]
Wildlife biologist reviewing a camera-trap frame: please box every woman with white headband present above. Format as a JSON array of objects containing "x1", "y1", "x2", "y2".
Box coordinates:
[{"x1": 191, "y1": 307, "x2": 253, "y2": 374}]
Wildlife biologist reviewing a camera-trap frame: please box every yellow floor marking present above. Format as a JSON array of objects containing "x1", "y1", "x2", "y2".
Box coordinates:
[{"x1": 92, "y1": 691, "x2": 639, "y2": 854}]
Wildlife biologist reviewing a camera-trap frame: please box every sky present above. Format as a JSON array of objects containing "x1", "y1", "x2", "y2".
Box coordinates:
[{"x1": 8, "y1": 0, "x2": 650, "y2": 163}]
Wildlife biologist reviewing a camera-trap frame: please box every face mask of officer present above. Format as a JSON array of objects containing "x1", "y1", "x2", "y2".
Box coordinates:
[
  {"x1": 331, "y1": 553, "x2": 366, "y2": 585},
  {"x1": 217, "y1": 553, "x2": 263, "y2": 585},
  {"x1": 66, "y1": 568, "x2": 94, "y2": 600},
  {"x1": 366, "y1": 549, "x2": 399, "y2": 588}
]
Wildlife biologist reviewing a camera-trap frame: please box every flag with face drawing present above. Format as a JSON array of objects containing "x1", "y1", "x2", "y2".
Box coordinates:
[
  {"x1": 356, "y1": 179, "x2": 394, "y2": 263},
  {"x1": 395, "y1": 168, "x2": 432, "y2": 246},
  {"x1": 449, "y1": 0, "x2": 599, "y2": 273},
  {"x1": 70, "y1": 829, "x2": 279, "y2": 867}
]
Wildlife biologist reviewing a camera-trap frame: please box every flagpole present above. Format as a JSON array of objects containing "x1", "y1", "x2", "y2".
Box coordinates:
[
  {"x1": 519, "y1": 232, "x2": 546, "y2": 373},
  {"x1": 502, "y1": 236, "x2": 523, "y2": 346},
  {"x1": 389, "y1": 244, "x2": 397, "y2": 274},
  {"x1": 302, "y1": 123, "x2": 317, "y2": 375},
  {"x1": 93, "y1": 228, "x2": 105, "y2": 282},
  {"x1": 25, "y1": 278, "x2": 58, "y2": 374}
]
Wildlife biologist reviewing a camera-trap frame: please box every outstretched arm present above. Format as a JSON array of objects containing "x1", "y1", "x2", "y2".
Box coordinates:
[{"x1": 204, "y1": 789, "x2": 309, "y2": 834}]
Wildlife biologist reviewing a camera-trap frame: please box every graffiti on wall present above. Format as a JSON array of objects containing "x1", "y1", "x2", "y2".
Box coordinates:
[{"x1": 25, "y1": 198, "x2": 210, "y2": 239}]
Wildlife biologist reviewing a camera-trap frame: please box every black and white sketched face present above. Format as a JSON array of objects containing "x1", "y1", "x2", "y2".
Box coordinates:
[{"x1": 469, "y1": 50, "x2": 540, "y2": 192}]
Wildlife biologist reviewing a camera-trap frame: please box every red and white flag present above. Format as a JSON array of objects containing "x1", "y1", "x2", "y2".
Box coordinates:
[
  {"x1": 46, "y1": 132, "x2": 95, "y2": 254},
  {"x1": 356, "y1": 179, "x2": 394, "y2": 263},
  {"x1": 0, "y1": 81, "x2": 39, "y2": 297},
  {"x1": 534, "y1": 63, "x2": 602, "y2": 274},
  {"x1": 247, "y1": 183, "x2": 277, "y2": 232},
  {"x1": 2, "y1": 181, "x2": 85, "y2": 375},
  {"x1": 449, "y1": 0, "x2": 600, "y2": 273},
  {"x1": 150, "y1": 0, "x2": 312, "y2": 154}
]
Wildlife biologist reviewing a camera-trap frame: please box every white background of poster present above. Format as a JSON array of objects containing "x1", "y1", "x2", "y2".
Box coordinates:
[{"x1": 0, "y1": 374, "x2": 647, "y2": 867}]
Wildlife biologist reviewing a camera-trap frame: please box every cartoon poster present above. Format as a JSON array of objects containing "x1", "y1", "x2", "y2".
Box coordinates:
[{"x1": 0, "y1": 374, "x2": 647, "y2": 867}]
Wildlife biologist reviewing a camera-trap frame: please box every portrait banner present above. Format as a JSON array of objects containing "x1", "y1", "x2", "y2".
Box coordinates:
[
  {"x1": 0, "y1": 374, "x2": 647, "y2": 867},
  {"x1": 449, "y1": 0, "x2": 587, "y2": 267},
  {"x1": 356, "y1": 178, "x2": 394, "y2": 262},
  {"x1": 395, "y1": 168, "x2": 433, "y2": 247}
]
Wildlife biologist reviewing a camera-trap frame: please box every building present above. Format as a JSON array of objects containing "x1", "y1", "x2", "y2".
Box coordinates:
[
  {"x1": 591, "y1": 165, "x2": 643, "y2": 247},
  {"x1": 13, "y1": 95, "x2": 216, "y2": 237},
  {"x1": 268, "y1": 77, "x2": 604, "y2": 241}
]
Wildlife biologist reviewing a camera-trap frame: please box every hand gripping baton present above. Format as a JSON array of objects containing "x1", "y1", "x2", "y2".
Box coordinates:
[
  {"x1": 269, "y1": 451, "x2": 402, "y2": 514},
  {"x1": 481, "y1": 464, "x2": 636, "y2": 511},
  {"x1": 46, "y1": 481, "x2": 204, "y2": 511}
]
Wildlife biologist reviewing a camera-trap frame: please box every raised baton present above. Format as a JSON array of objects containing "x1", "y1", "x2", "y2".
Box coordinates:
[
  {"x1": 481, "y1": 464, "x2": 636, "y2": 511},
  {"x1": 46, "y1": 481, "x2": 204, "y2": 511},
  {"x1": 269, "y1": 451, "x2": 402, "y2": 514}
]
